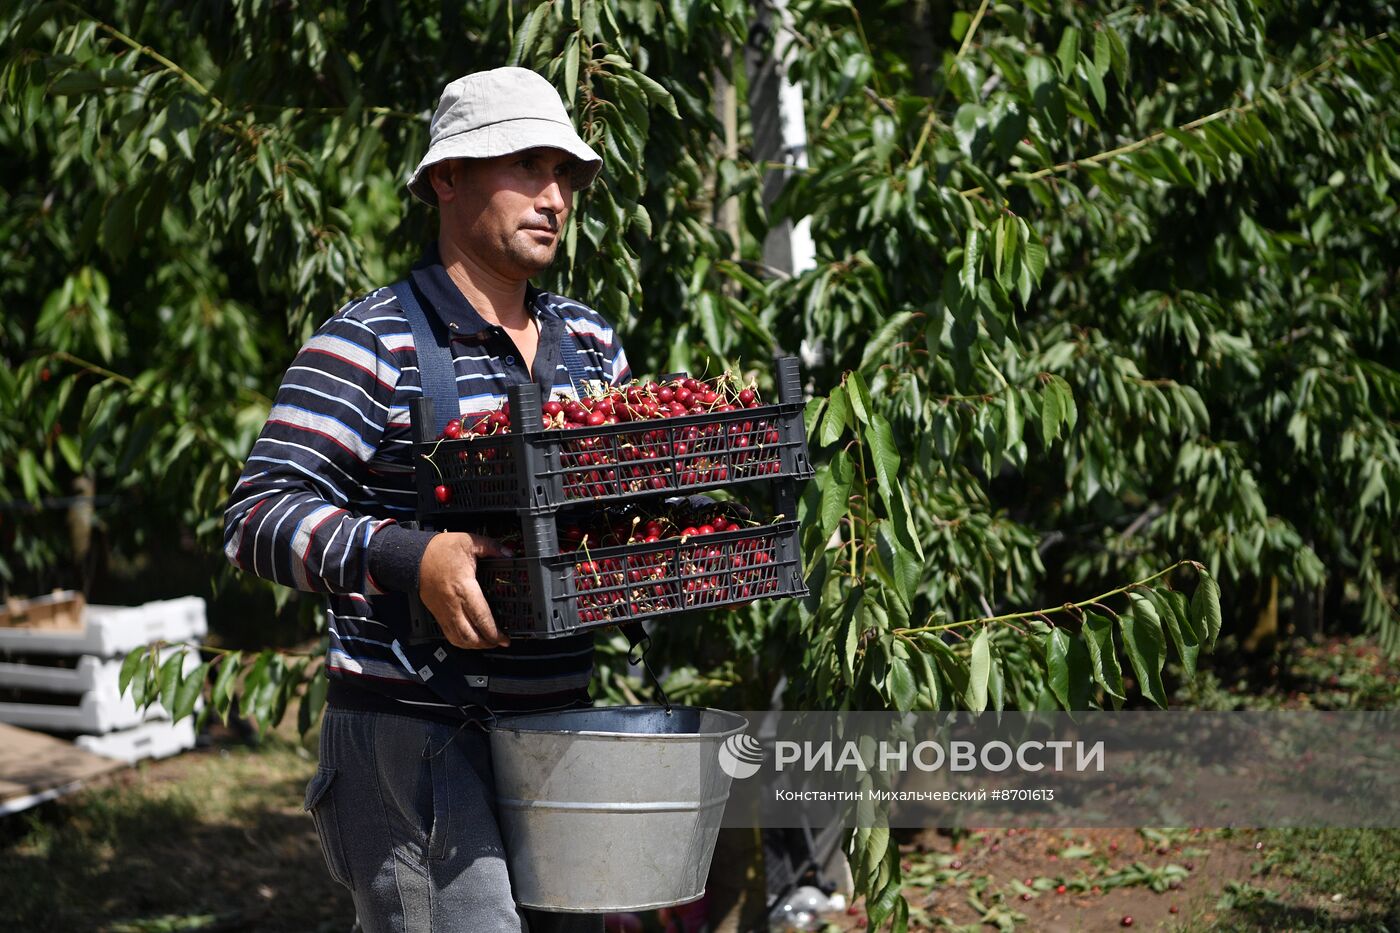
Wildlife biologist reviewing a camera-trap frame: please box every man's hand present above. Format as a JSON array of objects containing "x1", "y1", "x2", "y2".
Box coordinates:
[{"x1": 418, "y1": 532, "x2": 512, "y2": 649}]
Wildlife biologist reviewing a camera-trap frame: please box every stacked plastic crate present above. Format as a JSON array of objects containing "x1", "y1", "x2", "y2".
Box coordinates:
[
  {"x1": 0, "y1": 593, "x2": 205, "y2": 763},
  {"x1": 406, "y1": 357, "x2": 813, "y2": 641}
]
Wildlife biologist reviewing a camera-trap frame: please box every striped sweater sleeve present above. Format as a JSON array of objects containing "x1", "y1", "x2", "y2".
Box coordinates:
[{"x1": 223, "y1": 297, "x2": 412, "y2": 596}]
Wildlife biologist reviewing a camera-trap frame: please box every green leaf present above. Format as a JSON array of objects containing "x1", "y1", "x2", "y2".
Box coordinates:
[
  {"x1": 960, "y1": 227, "x2": 984, "y2": 295},
  {"x1": 1191, "y1": 571, "x2": 1222, "y2": 651},
  {"x1": 1082, "y1": 613, "x2": 1126, "y2": 701},
  {"x1": 820, "y1": 385, "x2": 850, "y2": 447},
  {"x1": 952, "y1": 104, "x2": 987, "y2": 156},
  {"x1": 630, "y1": 69, "x2": 679, "y2": 119},
  {"x1": 211, "y1": 650, "x2": 242, "y2": 725},
  {"x1": 17, "y1": 448, "x2": 40, "y2": 502},
  {"x1": 967, "y1": 628, "x2": 991, "y2": 712},
  {"x1": 839, "y1": 588, "x2": 865, "y2": 686},
  {"x1": 57, "y1": 433, "x2": 82, "y2": 473},
  {"x1": 118, "y1": 647, "x2": 145, "y2": 698},
  {"x1": 820, "y1": 450, "x2": 855, "y2": 542},
  {"x1": 864, "y1": 824, "x2": 891, "y2": 890},
  {"x1": 1163, "y1": 588, "x2": 1199, "y2": 643},
  {"x1": 629, "y1": 203, "x2": 652, "y2": 237},
  {"x1": 1046, "y1": 628, "x2": 1091, "y2": 710},
  {"x1": 1024, "y1": 235, "x2": 1048, "y2": 283},
  {"x1": 912, "y1": 647, "x2": 942, "y2": 709},
  {"x1": 1040, "y1": 374, "x2": 1076, "y2": 445},
  {"x1": 1040, "y1": 378, "x2": 1063, "y2": 446},
  {"x1": 886, "y1": 480, "x2": 925, "y2": 561},
  {"x1": 846, "y1": 371, "x2": 873, "y2": 426},
  {"x1": 1105, "y1": 26, "x2": 1130, "y2": 84},
  {"x1": 172, "y1": 661, "x2": 208, "y2": 722},
  {"x1": 131, "y1": 653, "x2": 154, "y2": 709},
  {"x1": 563, "y1": 33, "x2": 580, "y2": 109},
  {"x1": 1079, "y1": 52, "x2": 1107, "y2": 111},
  {"x1": 158, "y1": 650, "x2": 185, "y2": 712},
  {"x1": 867, "y1": 861, "x2": 904, "y2": 926},
  {"x1": 1003, "y1": 390, "x2": 1022, "y2": 446},
  {"x1": 993, "y1": 215, "x2": 1009, "y2": 286},
  {"x1": 925, "y1": 636, "x2": 970, "y2": 703},
  {"x1": 887, "y1": 657, "x2": 916, "y2": 712},
  {"x1": 803, "y1": 396, "x2": 827, "y2": 441},
  {"x1": 865, "y1": 413, "x2": 901, "y2": 509},
  {"x1": 1056, "y1": 26, "x2": 1080, "y2": 78},
  {"x1": 1151, "y1": 587, "x2": 1199, "y2": 678},
  {"x1": 1119, "y1": 602, "x2": 1167, "y2": 708},
  {"x1": 1092, "y1": 29, "x2": 1111, "y2": 78}
]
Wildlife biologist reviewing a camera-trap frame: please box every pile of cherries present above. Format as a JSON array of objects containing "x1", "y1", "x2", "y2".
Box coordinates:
[
  {"x1": 430, "y1": 374, "x2": 784, "y2": 505},
  {"x1": 481, "y1": 502, "x2": 781, "y2": 623}
]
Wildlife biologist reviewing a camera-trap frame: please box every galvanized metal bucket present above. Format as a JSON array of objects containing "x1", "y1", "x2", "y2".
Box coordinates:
[{"x1": 490, "y1": 705, "x2": 749, "y2": 912}]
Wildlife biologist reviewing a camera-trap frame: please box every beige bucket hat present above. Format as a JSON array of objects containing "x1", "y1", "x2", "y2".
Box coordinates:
[{"x1": 407, "y1": 67, "x2": 603, "y2": 206}]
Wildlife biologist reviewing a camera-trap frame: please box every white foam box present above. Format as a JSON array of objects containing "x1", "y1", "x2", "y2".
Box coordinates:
[
  {"x1": 0, "y1": 596, "x2": 207, "y2": 659},
  {"x1": 0, "y1": 690, "x2": 165, "y2": 733},
  {"x1": 0, "y1": 655, "x2": 112, "y2": 694},
  {"x1": 0, "y1": 644, "x2": 199, "y2": 695},
  {"x1": 0, "y1": 648, "x2": 202, "y2": 733},
  {"x1": 76, "y1": 717, "x2": 198, "y2": 764}
]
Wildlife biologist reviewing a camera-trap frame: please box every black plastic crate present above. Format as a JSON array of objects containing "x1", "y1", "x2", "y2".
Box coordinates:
[
  {"x1": 480, "y1": 519, "x2": 803, "y2": 638},
  {"x1": 408, "y1": 518, "x2": 804, "y2": 641},
  {"x1": 412, "y1": 356, "x2": 813, "y2": 517}
]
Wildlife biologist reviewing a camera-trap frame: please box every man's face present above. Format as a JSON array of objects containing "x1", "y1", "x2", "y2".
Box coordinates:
[{"x1": 435, "y1": 148, "x2": 579, "y2": 279}]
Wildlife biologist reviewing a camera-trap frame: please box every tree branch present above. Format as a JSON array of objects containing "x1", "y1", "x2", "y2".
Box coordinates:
[
  {"x1": 957, "y1": 31, "x2": 1392, "y2": 197},
  {"x1": 895, "y1": 559, "x2": 1194, "y2": 636}
]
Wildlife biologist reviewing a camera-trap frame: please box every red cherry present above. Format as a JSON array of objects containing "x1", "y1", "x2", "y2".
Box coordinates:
[
  {"x1": 1120, "y1": 918, "x2": 1133, "y2": 927},
  {"x1": 738, "y1": 388, "x2": 756, "y2": 405},
  {"x1": 434, "y1": 485, "x2": 450, "y2": 504},
  {"x1": 680, "y1": 527, "x2": 699, "y2": 537},
  {"x1": 697, "y1": 524, "x2": 715, "y2": 535},
  {"x1": 586, "y1": 411, "x2": 606, "y2": 427},
  {"x1": 443, "y1": 418, "x2": 462, "y2": 439},
  {"x1": 543, "y1": 401, "x2": 564, "y2": 417}
]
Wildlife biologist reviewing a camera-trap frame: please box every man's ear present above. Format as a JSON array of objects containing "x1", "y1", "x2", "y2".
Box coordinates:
[{"x1": 428, "y1": 160, "x2": 458, "y2": 203}]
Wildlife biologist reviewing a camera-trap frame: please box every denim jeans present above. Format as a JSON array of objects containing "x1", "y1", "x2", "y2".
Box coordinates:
[{"x1": 305, "y1": 706, "x2": 604, "y2": 933}]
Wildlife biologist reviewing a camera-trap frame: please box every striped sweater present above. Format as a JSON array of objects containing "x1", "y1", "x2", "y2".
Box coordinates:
[{"x1": 223, "y1": 246, "x2": 630, "y2": 720}]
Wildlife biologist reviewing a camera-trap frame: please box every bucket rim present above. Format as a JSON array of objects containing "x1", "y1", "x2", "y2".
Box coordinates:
[{"x1": 493, "y1": 704, "x2": 749, "y2": 741}]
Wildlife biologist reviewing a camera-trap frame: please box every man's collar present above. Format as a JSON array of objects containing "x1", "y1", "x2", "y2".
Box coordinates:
[{"x1": 408, "y1": 242, "x2": 554, "y2": 336}]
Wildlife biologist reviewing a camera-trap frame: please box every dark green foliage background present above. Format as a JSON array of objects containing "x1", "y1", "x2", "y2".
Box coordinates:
[{"x1": 2, "y1": 2, "x2": 1397, "y2": 923}]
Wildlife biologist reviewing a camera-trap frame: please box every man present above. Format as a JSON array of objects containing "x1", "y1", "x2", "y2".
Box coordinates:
[{"x1": 223, "y1": 68, "x2": 625, "y2": 933}]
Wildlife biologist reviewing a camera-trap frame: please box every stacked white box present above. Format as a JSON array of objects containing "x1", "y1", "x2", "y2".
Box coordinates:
[
  {"x1": 0, "y1": 596, "x2": 207, "y2": 763},
  {"x1": 75, "y1": 717, "x2": 197, "y2": 764},
  {"x1": 0, "y1": 596, "x2": 207, "y2": 658}
]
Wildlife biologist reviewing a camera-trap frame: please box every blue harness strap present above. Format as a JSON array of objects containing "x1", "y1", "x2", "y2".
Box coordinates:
[{"x1": 391, "y1": 280, "x2": 459, "y2": 437}]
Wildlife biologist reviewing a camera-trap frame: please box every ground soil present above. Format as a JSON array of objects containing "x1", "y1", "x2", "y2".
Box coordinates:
[{"x1": 821, "y1": 826, "x2": 1265, "y2": 932}]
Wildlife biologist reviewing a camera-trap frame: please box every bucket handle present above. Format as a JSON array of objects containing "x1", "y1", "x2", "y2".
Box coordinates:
[{"x1": 622, "y1": 622, "x2": 672, "y2": 714}]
